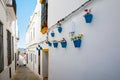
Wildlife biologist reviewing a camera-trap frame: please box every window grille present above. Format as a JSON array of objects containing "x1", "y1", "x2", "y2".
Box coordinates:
[
  {"x1": 0, "y1": 22, "x2": 4, "y2": 73},
  {"x1": 7, "y1": 30, "x2": 12, "y2": 65},
  {"x1": 12, "y1": 36, "x2": 14, "y2": 61},
  {"x1": 41, "y1": 0, "x2": 48, "y2": 34}
]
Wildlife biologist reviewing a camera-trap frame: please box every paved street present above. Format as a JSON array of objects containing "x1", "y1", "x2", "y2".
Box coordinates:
[{"x1": 10, "y1": 66, "x2": 42, "y2": 80}]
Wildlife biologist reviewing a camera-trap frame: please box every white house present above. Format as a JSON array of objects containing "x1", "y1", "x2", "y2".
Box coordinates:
[
  {"x1": 0, "y1": 0, "x2": 18, "y2": 80},
  {"x1": 26, "y1": 0, "x2": 120, "y2": 80},
  {"x1": 47, "y1": 0, "x2": 120, "y2": 80},
  {"x1": 26, "y1": 0, "x2": 50, "y2": 80}
]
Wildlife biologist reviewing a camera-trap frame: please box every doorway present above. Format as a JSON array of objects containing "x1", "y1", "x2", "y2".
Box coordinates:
[
  {"x1": 42, "y1": 49, "x2": 49, "y2": 80},
  {"x1": 38, "y1": 50, "x2": 41, "y2": 75},
  {"x1": 9, "y1": 67, "x2": 11, "y2": 78},
  {"x1": 15, "y1": 53, "x2": 16, "y2": 70}
]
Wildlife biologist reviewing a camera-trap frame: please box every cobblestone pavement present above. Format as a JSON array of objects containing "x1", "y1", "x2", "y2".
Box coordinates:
[{"x1": 10, "y1": 66, "x2": 42, "y2": 80}]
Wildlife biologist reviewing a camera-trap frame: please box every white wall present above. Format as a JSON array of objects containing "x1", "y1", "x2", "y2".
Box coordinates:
[
  {"x1": 26, "y1": 2, "x2": 44, "y2": 78},
  {"x1": 48, "y1": 0, "x2": 120, "y2": 80},
  {"x1": 0, "y1": 1, "x2": 18, "y2": 80}
]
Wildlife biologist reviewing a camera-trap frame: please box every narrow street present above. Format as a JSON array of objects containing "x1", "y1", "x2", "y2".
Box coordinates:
[
  {"x1": 0, "y1": 0, "x2": 120, "y2": 80},
  {"x1": 10, "y1": 66, "x2": 42, "y2": 80}
]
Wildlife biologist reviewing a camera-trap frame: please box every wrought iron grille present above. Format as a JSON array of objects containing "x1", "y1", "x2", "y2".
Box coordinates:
[
  {"x1": 0, "y1": 22, "x2": 4, "y2": 73},
  {"x1": 7, "y1": 30, "x2": 12, "y2": 65}
]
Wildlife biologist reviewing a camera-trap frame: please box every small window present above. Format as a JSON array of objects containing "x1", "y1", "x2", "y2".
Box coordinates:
[
  {"x1": 12, "y1": 37, "x2": 14, "y2": 61},
  {"x1": 0, "y1": 22, "x2": 4, "y2": 73},
  {"x1": 31, "y1": 53, "x2": 32, "y2": 62},
  {"x1": 7, "y1": 30, "x2": 12, "y2": 65}
]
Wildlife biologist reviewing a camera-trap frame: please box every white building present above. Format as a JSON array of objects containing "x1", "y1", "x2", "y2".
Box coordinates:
[
  {"x1": 0, "y1": 0, "x2": 18, "y2": 80},
  {"x1": 47, "y1": 0, "x2": 120, "y2": 80},
  {"x1": 26, "y1": 0, "x2": 120, "y2": 80},
  {"x1": 26, "y1": 0, "x2": 49, "y2": 80}
]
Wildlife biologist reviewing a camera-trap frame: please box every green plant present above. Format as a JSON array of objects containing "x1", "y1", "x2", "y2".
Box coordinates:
[
  {"x1": 45, "y1": 40, "x2": 50, "y2": 44},
  {"x1": 52, "y1": 40, "x2": 58, "y2": 43},
  {"x1": 71, "y1": 34, "x2": 83, "y2": 41}
]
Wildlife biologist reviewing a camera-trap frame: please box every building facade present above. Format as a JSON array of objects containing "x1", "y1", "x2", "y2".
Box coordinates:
[
  {"x1": 26, "y1": 0, "x2": 49, "y2": 80},
  {"x1": 26, "y1": 0, "x2": 120, "y2": 80},
  {"x1": 47, "y1": 0, "x2": 120, "y2": 80},
  {"x1": 0, "y1": 0, "x2": 18, "y2": 80}
]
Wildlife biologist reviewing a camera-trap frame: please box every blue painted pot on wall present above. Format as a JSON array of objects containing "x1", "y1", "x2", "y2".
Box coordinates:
[
  {"x1": 53, "y1": 43, "x2": 58, "y2": 48},
  {"x1": 48, "y1": 42, "x2": 52, "y2": 46},
  {"x1": 84, "y1": 13, "x2": 93, "y2": 23},
  {"x1": 73, "y1": 39, "x2": 82, "y2": 48},
  {"x1": 58, "y1": 26, "x2": 62, "y2": 33},
  {"x1": 61, "y1": 41, "x2": 67, "y2": 48},
  {"x1": 51, "y1": 32, "x2": 55, "y2": 37}
]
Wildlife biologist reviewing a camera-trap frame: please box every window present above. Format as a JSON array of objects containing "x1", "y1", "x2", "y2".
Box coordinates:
[
  {"x1": 12, "y1": 36, "x2": 14, "y2": 61},
  {"x1": 29, "y1": 53, "x2": 31, "y2": 60},
  {"x1": 7, "y1": 30, "x2": 12, "y2": 65},
  {"x1": 26, "y1": 54, "x2": 28, "y2": 64},
  {"x1": 41, "y1": 0, "x2": 48, "y2": 34},
  {"x1": 35, "y1": 55, "x2": 36, "y2": 63},
  {"x1": 0, "y1": 22, "x2": 4, "y2": 73},
  {"x1": 31, "y1": 53, "x2": 32, "y2": 62}
]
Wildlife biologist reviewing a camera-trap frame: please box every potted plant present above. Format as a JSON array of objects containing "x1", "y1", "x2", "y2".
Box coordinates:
[
  {"x1": 60, "y1": 38, "x2": 67, "y2": 48},
  {"x1": 71, "y1": 34, "x2": 83, "y2": 48},
  {"x1": 51, "y1": 31, "x2": 55, "y2": 37},
  {"x1": 53, "y1": 40, "x2": 58, "y2": 48},
  {"x1": 84, "y1": 9, "x2": 93, "y2": 23},
  {"x1": 57, "y1": 22, "x2": 62, "y2": 33}
]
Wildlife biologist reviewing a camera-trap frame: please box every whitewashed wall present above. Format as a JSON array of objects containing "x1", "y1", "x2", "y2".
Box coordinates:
[
  {"x1": 48, "y1": 0, "x2": 120, "y2": 80},
  {"x1": 0, "y1": 1, "x2": 18, "y2": 80},
  {"x1": 26, "y1": 1, "x2": 45, "y2": 79}
]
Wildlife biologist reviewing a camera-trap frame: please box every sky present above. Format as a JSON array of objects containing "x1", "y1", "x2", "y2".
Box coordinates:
[{"x1": 16, "y1": 0, "x2": 37, "y2": 48}]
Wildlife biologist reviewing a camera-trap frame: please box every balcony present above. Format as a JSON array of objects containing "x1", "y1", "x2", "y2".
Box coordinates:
[{"x1": 6, "y1": 0, "x2": 16, "y2": 20}]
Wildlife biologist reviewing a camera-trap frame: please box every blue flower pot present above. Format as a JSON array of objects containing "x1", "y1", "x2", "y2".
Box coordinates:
[
  {"x1": 58, "y1": 26, "x2": 62, "y2": 33},
  {"x1": 84, "y1": 13, "x2": 93, "y2": 23},
  {"x1": 53, "y1": 43, "x2": 58, "y2": 48},
  {"x1": 61, "y1": 41, "x2": 67, "y2": 48},
  {"x1": 51, "y1": 32, "x2": 55, "y2": 37},
  {"x1": 48, "y1": 42, "x2": 52, "y2": 46},
  {"x1": 73, "y1": 39, "x2": 81, "y2": 48}
]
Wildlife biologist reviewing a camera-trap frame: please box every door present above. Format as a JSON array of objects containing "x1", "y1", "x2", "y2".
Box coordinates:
[
  {"x1": 42, "y1": 49, "x2": 49, "y2": 80},
  {"x1": 9, "y1": 67, "x2": 11, "y2": 78},
  {"x1": 38, "y1": 50, "x2": 41, "y2": 75}
]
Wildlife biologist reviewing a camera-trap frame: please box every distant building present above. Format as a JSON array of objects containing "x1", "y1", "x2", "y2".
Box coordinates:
[{"x1": 0, "y1": 0, "x2": 18, "y2": 80}]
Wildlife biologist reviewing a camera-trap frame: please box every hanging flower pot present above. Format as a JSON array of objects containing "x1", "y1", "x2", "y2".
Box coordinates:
[
  {"x1": 51, "y1": 31, "x2": 55, "y2": 37},
  {"x1": 73, "y1": 39, "x2": 81, "y2": 48},
  {"x1": 57, "y1": 21, "x2": 62, "y2": 33},
  {"x1": 84, "y1": 9, "x2": 93, "y2": 23},
  {"x1": 71, "y1": 34, "x2": 83, "y2": 48},
  {"x1": 61, "y1": 41, "x2": 67, "y2": 48},
  {"x1": 53, "y1": 43, "x2": 58, "y2": 48},
  {"x1": 48, "y1": 42, "x2": 52, "y2": 46},
  {"x1": 53, "y1": 40, "x2": 58, "y2": 48},
  {"x1": 84, "y1": 13, "x2": 93, "y2": 23},
  {"x1": 58, "y1": 26, "x2": 62, "y2": 33},
  {"x1": 60, "y1": 38, "x2": 67, "y2": 48}
]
